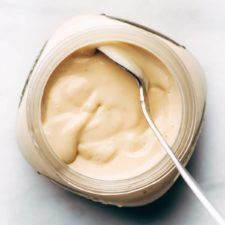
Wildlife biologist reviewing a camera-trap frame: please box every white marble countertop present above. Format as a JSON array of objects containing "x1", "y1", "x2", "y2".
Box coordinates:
[{"x1": 0, "y1": 0, "x2": 225, "y2": 224}]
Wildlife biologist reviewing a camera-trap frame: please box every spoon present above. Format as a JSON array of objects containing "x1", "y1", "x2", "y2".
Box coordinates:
[{"x1": 98, "y1": 46, "x2": 225, "y2": 225}]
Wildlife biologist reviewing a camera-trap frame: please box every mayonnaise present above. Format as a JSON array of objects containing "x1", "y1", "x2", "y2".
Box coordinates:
[{"x1": 41, "y1": 42, "x2": 182, "y2": 180}]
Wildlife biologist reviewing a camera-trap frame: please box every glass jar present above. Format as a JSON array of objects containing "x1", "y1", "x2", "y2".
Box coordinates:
[{"x1": 16, "y1": 14, "x2": 206, "y2": 206}]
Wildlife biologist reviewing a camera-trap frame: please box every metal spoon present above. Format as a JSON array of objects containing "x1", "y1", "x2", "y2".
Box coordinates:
[{"x1": 98, "y1": 46, "x2": 225, "y2": 225}]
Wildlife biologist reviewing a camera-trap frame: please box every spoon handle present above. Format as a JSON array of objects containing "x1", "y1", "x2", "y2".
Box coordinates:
[{"x1": 139, "y1": 86, "x2": 225, "y2": 225}]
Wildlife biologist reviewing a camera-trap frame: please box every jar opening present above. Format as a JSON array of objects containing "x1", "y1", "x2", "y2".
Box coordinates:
[{"x1": 26, "y1": 25, "x2": 197, "y2": 194}]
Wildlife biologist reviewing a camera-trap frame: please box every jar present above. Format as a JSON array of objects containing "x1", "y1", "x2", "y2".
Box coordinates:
[{"x1": 16, "y1": 14, "x2": 206, "y2": 206}]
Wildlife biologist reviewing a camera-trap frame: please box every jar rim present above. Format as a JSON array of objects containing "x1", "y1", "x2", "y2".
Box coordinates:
[{"x1": 26, "y1": 23, "x2": 198, "y2": 194}]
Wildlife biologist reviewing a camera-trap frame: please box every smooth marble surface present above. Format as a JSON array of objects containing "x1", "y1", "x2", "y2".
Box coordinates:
[{"x1": 0, "y1": 0, "x2": 225, "y2": 224}]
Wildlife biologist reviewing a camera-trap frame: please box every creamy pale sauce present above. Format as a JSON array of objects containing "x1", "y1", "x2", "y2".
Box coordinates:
[{"x1": 41, "y1": 42, "x2": 182, "y2": 180}]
